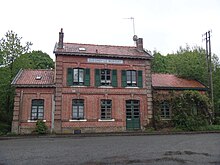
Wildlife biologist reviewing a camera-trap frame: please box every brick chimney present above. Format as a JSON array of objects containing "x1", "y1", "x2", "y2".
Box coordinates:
[
  {"x1": 58, "y1": 28, "x2": 64, "y2": 49},
  {"x1": 136, "y1": 38, "x2": 143, "y2": 51}
]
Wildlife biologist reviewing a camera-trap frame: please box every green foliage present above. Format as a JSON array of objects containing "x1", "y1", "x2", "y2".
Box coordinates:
[
  {"x1": 35, "y1": 120, "x2": 48, "y2": 134},
  {"x1": 0, "y1": 122, "x2": 11, "y2": 135},
  {"x1": 153, "y1": 91, "x2": 211, "y2": 131},
  {"x1": 12, "y1": 50, "x2": 54, "y2": 76},
  {"x1": 214, "y1": 117, "x2": 220, "y2": 125},
  {"x1": 0, "y1": 30, "x2": 32, "y2": 66},
  {"x1": 172, "y1": 91, "x2": 211, "y2": 131}
]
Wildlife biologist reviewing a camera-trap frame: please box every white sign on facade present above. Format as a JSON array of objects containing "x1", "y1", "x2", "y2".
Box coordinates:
[{"x1": 88, "y1": 58, "x2": 123, "y2": 64}]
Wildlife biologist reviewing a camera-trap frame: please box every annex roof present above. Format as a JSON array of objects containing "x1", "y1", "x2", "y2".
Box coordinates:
[
  {"x1": 152, "y1": 73, "x2": 207, "y2": 90},
  {"x1": 54, "y1": 43, "x2": 152, "y2": 59},
  {"x1": 11, "y1": 69, "x2": 55, "y2": 87}
]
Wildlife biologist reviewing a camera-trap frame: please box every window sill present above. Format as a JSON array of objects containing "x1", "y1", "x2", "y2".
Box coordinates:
[
  {"x1": 98, "y1": 86, "x2": 113, "y2": 88},
  {"x1": 125, "y1": 87, "x2": 139, "y2": 89},
  {"x1": 27, "y1": 120, "x2": 46, "y2": 122},
  {"x1": 98, "y1": 119, "x2": 115, "y2": 122},
  {"x1": 69, "y1": 119, "x2": 87, "y2": 122},
  {"x1": 70, "y1": 86, "x2": 86, "y2": 88}
]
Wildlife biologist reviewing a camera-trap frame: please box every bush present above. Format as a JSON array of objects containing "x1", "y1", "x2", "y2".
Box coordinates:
[
  {"x1": 35, "y1": 120, "x2": 48, "y2": 134},
  {"x1": 171, "y1": 91, "x2": 211, "y2": 131},
  {"x1": 214, "y1": 117, "x2": 220, "y2": 125},
  {"x1": 173, "y1": 114, "x2": 208, "y2": 131},
  {"x1": 0, "y1": 122, "x2": 11, "y2": 135},
  {"x1": 153, "y1": 90, "x2": 211, "y2": 131}
]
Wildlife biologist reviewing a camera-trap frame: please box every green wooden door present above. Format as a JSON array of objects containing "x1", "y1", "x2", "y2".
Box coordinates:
[{"x1": 126, "y1": 100, "x2": 140, "y2": 130}]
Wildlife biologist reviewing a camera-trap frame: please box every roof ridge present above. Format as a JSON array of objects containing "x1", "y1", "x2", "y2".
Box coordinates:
[{"x1": 64, "y1": 42, "x2": 136, "y2": 48}]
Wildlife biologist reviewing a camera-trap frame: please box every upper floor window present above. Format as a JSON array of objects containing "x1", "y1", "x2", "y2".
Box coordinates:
[
  {"x1": 101, "y1": 69, "x2": 111, "y2": 86},
  {"x1": 72, "y1": 99, "x2": 84, "y2": 120},
  {"x1": 121, "y1": 70, "x2": 143, "y2": 88},
  {"x1": 31, "y1": 99, "x2": 44, "y2": 120},
  {"x1": 95, "y1": 69, "x2": 117, "y2": 87},
  {"x1": 73, "y1": 68, "x2": 84, "y2": 85},
  {"x1": 126, "y1": 70, "x2": 137, "y2": 87},
  {"x1": 67, "y1": 68, "x2": 90, "y2": 86}
]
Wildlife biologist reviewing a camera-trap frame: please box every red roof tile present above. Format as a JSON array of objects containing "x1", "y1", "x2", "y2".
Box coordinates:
[
  {"x1": 12, "y1": 69, "x2": 54, "y2": 87},
  {"x1": 152, "y1": 73, "x2": 207, "y2": 90},
  {"x1": 54, "y1": 43, "x2": 152, "y2": 59}
]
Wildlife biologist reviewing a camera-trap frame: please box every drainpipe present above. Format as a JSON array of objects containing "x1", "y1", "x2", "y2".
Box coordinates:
[
  {"x1": 51, "y1": 94, "x2": 55, "y2": 133},
  {"x1": 18, "y1": 90, "x2": 24, "y2": 134}
]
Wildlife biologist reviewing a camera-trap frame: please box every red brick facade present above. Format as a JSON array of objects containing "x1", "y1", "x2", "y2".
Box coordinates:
[{"x1": 12, "y1": 88, "x2": 54, "y2": 134}]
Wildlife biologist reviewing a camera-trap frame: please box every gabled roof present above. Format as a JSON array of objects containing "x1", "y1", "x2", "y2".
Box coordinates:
[
  {"x1": 54, "y1": 43, "x2": 152, "y2": 59},
  {"x1": 11, "y1": 69, "x2": 55, "y2": 87},
  {"x1": 152, "y1": 73, "x2": 207, "y2": 91}
]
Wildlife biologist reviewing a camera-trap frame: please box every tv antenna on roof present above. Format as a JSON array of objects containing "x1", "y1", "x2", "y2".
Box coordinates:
[{"x1": 123, "y1": 17, "x2": 136, "y2": 36}]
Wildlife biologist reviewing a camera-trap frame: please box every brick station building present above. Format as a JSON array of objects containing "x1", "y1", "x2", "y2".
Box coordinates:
[
  {"x1": 11, "y1": 29, "x2": 207, "y2": 134},
  {"x1": 11, "y1": 29, "x2": 153, "y2": 134}
]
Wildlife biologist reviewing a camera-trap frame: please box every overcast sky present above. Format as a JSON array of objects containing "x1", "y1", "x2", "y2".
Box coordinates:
[{"x1": 1, "y1": 0, "x2": 220, "y2": 60}]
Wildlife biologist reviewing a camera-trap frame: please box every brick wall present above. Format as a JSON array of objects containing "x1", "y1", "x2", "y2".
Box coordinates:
[{"x1": 11, "y1": 87, "x2": 54, "y2": 134}]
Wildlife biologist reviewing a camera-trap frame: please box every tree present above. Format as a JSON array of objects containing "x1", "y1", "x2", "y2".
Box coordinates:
[
  {"x1": 174, "y1": 46, "x2": 208, "y2": 84},
  {"x1": 12, "y1": 50, "x2": 54, "y2": 76},
  {"x1": 212, "y1": 54, "x2": 220, "y2": 116},
  {"x1": 0, "y1": 30, "x2": 32, "y2": 66},
  {"x1": 151, "y1": 51, "x2": 167, "y2": 73}
]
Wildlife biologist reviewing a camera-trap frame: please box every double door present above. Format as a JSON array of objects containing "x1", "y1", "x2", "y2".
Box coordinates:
[{"x1": 126, "y1": 100, "x2": 140, "y2": 130}]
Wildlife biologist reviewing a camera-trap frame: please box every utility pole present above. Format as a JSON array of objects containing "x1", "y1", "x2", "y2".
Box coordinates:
[{"x1": 203, "y1": 30, "x2": 214, "y2": 118}]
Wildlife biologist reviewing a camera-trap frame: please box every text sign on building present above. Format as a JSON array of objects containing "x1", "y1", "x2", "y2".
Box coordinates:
[{"x1": 88, "y1": 58, "x2": 123, "y2": 64}]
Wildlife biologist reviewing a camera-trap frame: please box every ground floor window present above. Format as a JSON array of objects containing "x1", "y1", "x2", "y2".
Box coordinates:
[
  {"x1": 31, "y1": 99, "x2": 44, "y2": 120},
  {"x1": 160, "y1": 101, "x2": 170, "y2": 119},
  {"x1": 72, "y1": 99, "x2": 84, "y2": 120},
  {"x1": 101, "y1": 100, "x2": 112, "y2": 119}
]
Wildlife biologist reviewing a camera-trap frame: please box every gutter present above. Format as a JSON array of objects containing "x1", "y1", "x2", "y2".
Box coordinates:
[{"x1": 152, "y1": 86, "x2": 208, "y2": 91}]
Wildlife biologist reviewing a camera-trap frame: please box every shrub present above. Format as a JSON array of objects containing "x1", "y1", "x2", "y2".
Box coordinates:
[
  {"x1": 172, "y1": 91, "x2": 210, "y2": 131},
  {"x1": 153, "y1": 90, "x2": 211, "y2": 131},
  {"x1": 35, "y1": 120, "x2": 48, "y2": 134},
  {"x1": 0, "y1": 122, "x2": 11, "y2": 135},
  {"x1": 214, "y1": 117, "x2": 220, "y2": 125}
]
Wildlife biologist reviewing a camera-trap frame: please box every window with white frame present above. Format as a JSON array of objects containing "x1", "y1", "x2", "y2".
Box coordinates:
[
  {"x1": 101, "y1": 100, "x2": 112, "y2": 119},
  {"x1": 31, "y1": 99, "x2": 44, "y2": 120},
  {"x1": 126, "y1": 70, "x2": 137, "y2": 87},
  {"x1": 160, "y1": 101, "x2": 170, "y2": 119},
  {"x1": 73, "y1": 68, "x2": 84, "y2": 85},
  {"x1": 72, "y1": 99, "x2": 84, "y2": 120},
  {"x1": 100, "y1": 69, "x2": 111, "y2": 86}
]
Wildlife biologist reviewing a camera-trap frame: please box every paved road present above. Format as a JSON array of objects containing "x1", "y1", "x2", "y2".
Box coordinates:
[{"x1": 0, "y1": 133, "x2": 220, "y2": 165}]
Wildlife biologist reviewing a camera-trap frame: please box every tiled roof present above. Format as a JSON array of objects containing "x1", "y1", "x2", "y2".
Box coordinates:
[
  {"x1": 54, "y1": 43, "x2": 152, "y2": 59},
  {"x1": 12, "y1": 69, "x2": 55, "y2": 87},
  {"x1": 152, "y1": 73, "x2": 207, "y2": 90}
]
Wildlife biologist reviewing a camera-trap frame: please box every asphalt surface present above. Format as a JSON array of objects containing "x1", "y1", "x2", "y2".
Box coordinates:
[{"x1": 0, "y1": 133, "x2": 220, "y2": 165}]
